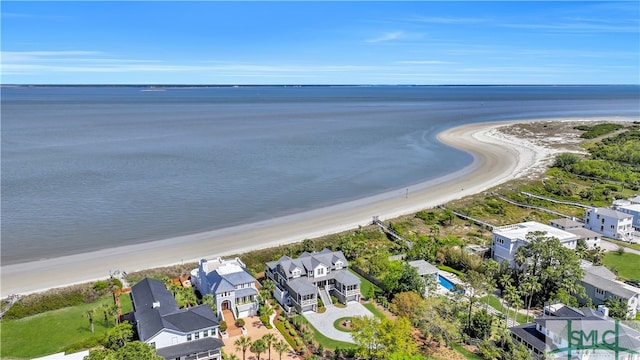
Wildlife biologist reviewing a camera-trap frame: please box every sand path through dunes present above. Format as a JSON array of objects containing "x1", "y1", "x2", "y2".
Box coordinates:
[{"x1": 0, "y1": 120, "x2": 554, "y2": 298}]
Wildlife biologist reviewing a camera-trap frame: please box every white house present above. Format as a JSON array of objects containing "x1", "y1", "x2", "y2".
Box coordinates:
[
  {"x1": 131, "y1": 278, "x2": 223, "y2": 360},
  {"x1": 548, "y1": 218, "x2": 602, "y2": 249},
  {"x1": 616, "y1": 204, "x2": 640, "y2": 231},
  {"x1": 584, "y1": 207, "x2": 633, "y2": 241},
  {"x1": 190, "y1": 257, "x2": 259, "y2": 320},
  {"x1": 492, "y1": 221, "x2": 580, "y2": 267}
]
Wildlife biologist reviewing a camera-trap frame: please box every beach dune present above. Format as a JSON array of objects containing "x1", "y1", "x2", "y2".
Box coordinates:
[{"x1": 0, "y1": 120, "x2": 555, "y2": 298}]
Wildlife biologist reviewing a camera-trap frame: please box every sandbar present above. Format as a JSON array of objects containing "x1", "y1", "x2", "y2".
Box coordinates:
[{"x1": 0, "y1": 118, "x2": 602, "y2": 298}]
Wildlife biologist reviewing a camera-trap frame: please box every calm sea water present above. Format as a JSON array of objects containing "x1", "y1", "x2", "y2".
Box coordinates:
[{"x1": 2, "y1": 85, "x2": 639, "y2": 264}]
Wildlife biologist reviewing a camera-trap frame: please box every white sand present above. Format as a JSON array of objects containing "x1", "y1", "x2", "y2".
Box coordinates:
[{"x1": 0, "y1": 118, "x2": 618, "y2": 298}]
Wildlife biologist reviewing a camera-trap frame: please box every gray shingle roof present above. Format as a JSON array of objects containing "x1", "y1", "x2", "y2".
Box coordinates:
[
  {"x1": 408, "y1": 260, "x2": 439, "y2": 276},
  {"x1": 592, "y1": 207, "x2": 633, "y2": 220},
  {"x1": 132, "y1": 278, "x2": 218, "y2": 342},
  {"x1": 581, "y1": 272, "x2": 638, "y2": 299},
  {"x1": 155, "y1": 337, "x2": 224, "y2": 359},
  {"x1": 287, "y1": 277, "x2": 317, "y2": 296},
  {"x1": 333, "y1": 270, "x2": 360, "y2": 286},
  {"x1": 567, "y1": 228, "x2": 601, "y2": 239},
  {"x1": 550, "y1": 218, "x2": 584, "y2": 229},
  {"x1": 235, "y1": 287, "x2": 258, "y2": 298}
]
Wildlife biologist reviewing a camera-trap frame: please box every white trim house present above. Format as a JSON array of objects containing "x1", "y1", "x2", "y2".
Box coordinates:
[
  {"x1": 492, "y1": 221, "x2": 580, "y2": 267},
  {"x1": 616, "y1": 204, "x2": 640, "y2": 231},
  {"x1": 131, "y1": 278, "x2": 223, "y2": 360},
  {"x1": 265, "y1": 249, "x2": 361, "y2": 313},
  {"x1": 584, "y1": 207, "x2": 633, "y2": 241},
  {"x1": 190, "y1": 257, "x2": 259, "y2": 319}
]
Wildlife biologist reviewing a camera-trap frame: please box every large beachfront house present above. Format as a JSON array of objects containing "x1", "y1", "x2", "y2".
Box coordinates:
[
  {"x1": 131, "y1": 278, "x2": 223, "y2": 360},
  {"x1": 578, "y1": 262, "x2": 640, "y2": 319},
  {"x1": 615, "y1": 204, "x2": 640, "y2": 231},
  {"x1": 265, "y1": 249, "x2": 361, "y2": 313},
  {"x1": 492, "y1": 221, "x2": 579, "y2": 267},
  {"x1": 509, "y1": 303, "x2": 640, "y2": 359},
  {"x1": 584, "y1": 207, "x2": 633, "y2": 241},
  {"x1": 190, "y1": 257, "x2": 259, "y2": 320}
]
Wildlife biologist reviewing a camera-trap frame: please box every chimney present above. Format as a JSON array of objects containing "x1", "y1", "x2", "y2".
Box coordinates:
[
  {"x1": 201, "y1": 259, "x2": 208, "y2": 273},
  {"x1": 597, "y1": 304, "x2": 609, "y2": 317},
  {"x1": 152, "y1": 301, "x2": 160, "y2": 309}
]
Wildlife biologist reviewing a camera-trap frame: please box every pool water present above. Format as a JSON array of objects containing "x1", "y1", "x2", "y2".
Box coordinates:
[{"x1": 438, "y1": 275, "x2": 456, "y2": 291}]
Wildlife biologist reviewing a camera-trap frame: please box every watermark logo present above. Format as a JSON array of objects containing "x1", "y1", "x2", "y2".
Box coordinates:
[{"x1": 545, "y1": 319, "x2": 639, "y2": 359}]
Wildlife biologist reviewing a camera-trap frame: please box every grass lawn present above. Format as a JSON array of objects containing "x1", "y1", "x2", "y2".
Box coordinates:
[
  {"x1": 348, "y1": 268, "x2": 380, "y2": 299},
  {"x1": 0, "y1": 296, "x2": 116, "y2": 359},
  {"x1": 119, "y1": 293, "x2": 133, "y2": 314},
  {"x1": 479, "y1": 294, "x2": 530, "y2": 324},
  {"x1": 362, "y1": 302, "x2": 387, "y2": 319},
  {"x1": 451, "y1": 342, "x2": 482, "y2": 360},
  {"x1": 602, "y1": 252, "x2": 640, "y2": 280},
  {"x1": 294, "y1": 315, "x2": 357, "y2": 351},
  {"x1": 437, "y1": 265, "x2": 464, "y2": 277},
  {"x1": 333, "y1": 317, "x2": 353, "y2": 333}
]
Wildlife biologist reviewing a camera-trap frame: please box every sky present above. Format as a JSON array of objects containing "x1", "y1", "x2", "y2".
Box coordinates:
[{"x1": 1, "y1": 1, "x2": 639, "y2": 85}]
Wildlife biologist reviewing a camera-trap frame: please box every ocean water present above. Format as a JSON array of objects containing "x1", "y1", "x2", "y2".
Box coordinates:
[{"x1": 2, "y1": 85, "x2": 638, "y2": 265}]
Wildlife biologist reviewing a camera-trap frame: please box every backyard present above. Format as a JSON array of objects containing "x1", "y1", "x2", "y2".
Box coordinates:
[{"x1": 602, "y1": 251, "x2": 640, "y2": 280}]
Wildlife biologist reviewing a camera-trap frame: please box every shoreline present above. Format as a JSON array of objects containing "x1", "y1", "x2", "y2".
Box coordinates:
[{"x1": 0, "y1": 117, "x2": 629, "y2": 298}]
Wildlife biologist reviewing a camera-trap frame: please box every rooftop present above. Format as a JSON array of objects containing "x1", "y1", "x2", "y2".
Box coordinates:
[{"x1": 493, "y1": 221, "x2": 579, "y2": 242}]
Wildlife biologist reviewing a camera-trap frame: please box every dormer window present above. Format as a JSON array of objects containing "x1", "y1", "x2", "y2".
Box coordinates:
[{"x1": 335, "y1": 261, "x2": 343, "y2": 269}]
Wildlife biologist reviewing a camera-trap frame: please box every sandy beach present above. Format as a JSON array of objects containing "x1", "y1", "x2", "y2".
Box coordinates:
[{"x1": 0, "y1": 118, "x2": 608, "y2": 298}]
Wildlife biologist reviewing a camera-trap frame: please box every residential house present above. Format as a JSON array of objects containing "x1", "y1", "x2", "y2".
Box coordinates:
[
  {"x1": 131, "y1": 278, "x2": 223, "y2": 360},
  {"x1": 492, "y1": 221, "x2": 579, "y2": 267},
  {"x1": 616, "y1": 204, "x2": 640, "y2": 231},
  {"x1": 584, "y1": 207, "x2": 633, "y2": 241},
  {"x1": 265, "y1": 248, "x2": 361, "y2": 313},
  {"x1": 409, "y1": 259, "x2": 440, "y2": 296},
  {"x1": 578, "y1": 262, "x2": 640, "y2": 319},
  {"x1": 510, "y1": 304, "x2": 640, "y2": 360},
  {"x1": 549, "y1": 218, "x2": 602, "y2": 249},
  {"x1": 190, "y1": 257, "x2": 259, "y2": 320}
]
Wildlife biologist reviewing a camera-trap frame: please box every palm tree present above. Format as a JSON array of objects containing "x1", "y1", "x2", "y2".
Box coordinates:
[
  {"x1": 521, "y1": 276, "x2": 542, "y2": 322},
  {"x1": 499, "y1": 274, "x2": 512, "y2": 316},
  {"x1": 250, "y1": 339, "x2": 267, "y2": 360},
  {"x1": 273, "y1": 340, "x2": 289, "y2": 360},
  {"x1": 262, "y1": 333, "x2": 277, "y2": 360},
  {"x1": 234, "y1": 336, "x2": 252, "y2": 360}
]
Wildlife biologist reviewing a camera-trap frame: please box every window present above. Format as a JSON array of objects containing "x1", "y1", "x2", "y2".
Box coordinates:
[
  {"x1": 187, "y1": 334, "x2": 192, "y2": 341},
  {"x1": 150, "y1": 342, "x2": 156, "y2": 349},
  {"x1": 195, "y1": 332, "x2": 200, "y2": 340},
  {"x1": 596, "y1": 288, "x2": 605, "y2": 295},
  {"x1": 611, "y1": 225, "x2": 615, "y2": 229},
  {"x1": 203, "y1": 329, "x2": 209, "y2": 337}
]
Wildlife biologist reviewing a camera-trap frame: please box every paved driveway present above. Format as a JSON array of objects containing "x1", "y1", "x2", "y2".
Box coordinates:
[{"x1": 303, "y1": 301, "x2": 374, "y2": 343}]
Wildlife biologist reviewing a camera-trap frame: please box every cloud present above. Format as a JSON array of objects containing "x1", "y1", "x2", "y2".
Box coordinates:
[{"x1": 365, "y1": 31, "x2": 405, "y2": 43}]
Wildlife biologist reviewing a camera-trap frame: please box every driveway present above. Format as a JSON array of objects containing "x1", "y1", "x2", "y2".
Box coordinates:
[
  {"x1": 303, "y1": 301, "x2": 374, "y2": 343},
  {"x1": 600, "y1": 239, "x2": 640, "y2": 256}
]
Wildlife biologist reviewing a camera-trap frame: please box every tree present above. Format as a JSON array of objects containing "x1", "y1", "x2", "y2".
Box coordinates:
[
  {"x1": 383, "y1": 262, "x2": 425, "y2": 298},
  {"x1": 520, "y1": 275, "x2": 542, "y2": 322},
  {"x1": 175, "y1": 286, "x2": 197, "y2": 308},
  {"x1": 415, "y1": 296, "x2": 460, "y2": 347},
  {"x1": 104, "y1": 322, "x2": 133, "y2": 350},
  {"x1": 84, "y1": 348, "x2": 116, "y2": 360},
  {"x1": 477, "y1": 338, "x2": 501, "y2": 360},
  {"x1": 202, "y1": 293, "x2": 216, "y2": 313},
  {"x1": 302, "y1": 238, "x2": 315, "y2": 253},
  {"x1": 604, "y1": 297, "x2": 629, "y2": 319},
  {"x1": 467, "y1": 309, "x2": 492, "y2": 340},
  {"x1": 86, "y1": 308, "x2": 96, "y2": 333},
  {"x1": 390, "y1": 292, "x2": 423, "y2": 323},
  {"x1": 262, "y1": 333, "x2": 277, "y2": 360},
  {"x1": 113, "y1": 342, "x2": 163, "y2": 360},
  {"x1": 513, "y1": 231, "x2": 584, "y2": 307},
  {"x1": 250, "y1": 339, "x2": 267, "y2": 360},
  {"x1": 351, "y1": 316, "x2": 382, "y2": 359},
  {"x1": 234, "y1": 336, "x2": 252, "y2": 360},
  {"x1": 273, "y1": 339, "x2": 290, "y2": 360}
]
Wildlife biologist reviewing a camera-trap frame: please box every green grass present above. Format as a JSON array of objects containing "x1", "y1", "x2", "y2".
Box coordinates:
[
  {"x1": 362, "y1": 302, "x2": 387, "y2": 319},
  {"x1": 119, "y1": 293, "x2": 133, "y2": 314},
  {"x1": 0, "y1": 296, "x2": 115, "y2": 359},
  {"x1": 451, "y1": 341, "x2": 483, "y2": 360},
  {"x1": 603, "y1": 252, "x2": 640, "y2": 280},
  {"x1": 478, "y1": 295, "x2": 530, "y2": 324},
  {"x1": 437, "y1": 265, "x2": 464, "y2": 277},
  {"x1": 333, "y1": 317, "x2": 353, "y2": 333},
  {"x1": 294, "y1": 315, "x2": 357, "y2": 350},
  {"x1": 349, "y1": 268, "x2": 380, "y2": 299}
]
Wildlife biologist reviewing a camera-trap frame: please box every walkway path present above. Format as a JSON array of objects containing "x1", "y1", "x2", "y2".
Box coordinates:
[
  {"x1": 600, "y1": 239, "x2": 640, "y2": 256},
  {"x1": 303, "y1": 301, "x2": 374, "y2": 343}
]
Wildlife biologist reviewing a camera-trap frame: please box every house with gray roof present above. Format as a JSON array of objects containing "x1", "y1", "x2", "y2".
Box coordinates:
[
  {"x1": 265, "y1": 248, "x2": 361, "y2": 313},
  {"x1": 549, "y1": 218, "x2": 602, "y2": 249},
  {"x1": 584, "y1": 207, "x2": 633, "y2": 241},
  {"x1": 578, "y1": 263, "x2": 640, "y2": 319},
  {"x1": 190, "y1": 257, "x2": 259, "y2": 320},
  {"x1": 131, "y1": 278, "x2": 223, "y2": 360}
]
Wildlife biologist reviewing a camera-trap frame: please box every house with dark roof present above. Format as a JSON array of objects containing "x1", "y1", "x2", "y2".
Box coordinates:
[
  {"x1": 131, "y1": 278, "x2": 223, "y2": 360},
  {"x1": 584, "y1": 207, "x2": 633, "y2": 241},
  {"x1": 265, "y1": 249, "x2": 361, "y2": 313},
  {"x1": 510, "y1": 304, "x2": 640, "y2": 359},
  {"x1": 548, "y1": 218, "x2": 602, "y2": 249},
  {"x1": 190, "y1": 257, "x2": 259, "y2": 320},
  {"x1": 578, "y1": 263, "x2": 640, "y2": 319}
]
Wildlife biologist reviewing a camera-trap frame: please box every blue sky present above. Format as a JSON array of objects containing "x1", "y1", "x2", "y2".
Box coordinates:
[{"x1": 2, "y1": 1, "x2": 639, "y2": 85}]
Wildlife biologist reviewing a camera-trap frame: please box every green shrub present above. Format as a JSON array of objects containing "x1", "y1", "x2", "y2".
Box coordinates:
[
  {"x1": 219, "y1": 321, "x2": 227, "y2": 333},
  {"x1": 92, "y1": 281, "x2": 108, "y2": 291},
  {"x1": 235, "y1": 318, "x2": 245, "y2": 327}
]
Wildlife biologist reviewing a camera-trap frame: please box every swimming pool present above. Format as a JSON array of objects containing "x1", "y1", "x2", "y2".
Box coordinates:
[{"x1": 438, "y1": 275, "x2": 456, "y2": 291}]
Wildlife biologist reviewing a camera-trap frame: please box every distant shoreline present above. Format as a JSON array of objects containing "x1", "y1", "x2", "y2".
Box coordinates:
[{"x1": 1, "y1": 116, "x2": 634, "y2": 298}]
